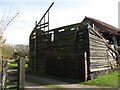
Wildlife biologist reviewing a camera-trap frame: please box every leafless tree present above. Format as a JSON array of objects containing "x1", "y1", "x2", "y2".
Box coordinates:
[
  {"x1": 0, "y1": 10, "x2": 19, "y2": 60},
  {"x1": 0, "y1": 12, "x2": 19, "y2": 43}
]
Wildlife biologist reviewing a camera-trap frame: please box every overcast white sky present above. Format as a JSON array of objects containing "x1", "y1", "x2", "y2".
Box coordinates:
[{"x1": 0, "y1": 0, "x2": 119, "y2": 45}]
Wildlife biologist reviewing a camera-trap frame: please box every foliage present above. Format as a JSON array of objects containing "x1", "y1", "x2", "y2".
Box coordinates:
[
  {"x1": 2, "y1": 44, "x2": 14, "y2": 59},
  {"x1": 13, "y1": 44, "x2": 29, "y2": 58},
  {"x1": 82, "y1": 71, "x2": 120, "y2": 88},
  {"x1": 0, "y1": 43, "x2": 29, "y2": 59}
]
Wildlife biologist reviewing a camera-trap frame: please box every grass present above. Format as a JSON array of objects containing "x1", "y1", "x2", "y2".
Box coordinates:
[
  {"x1": 43, "y1": 85, "x2": 66, "y2": 89},
  {"x1": 6, "y1": 85, "x2": 17, "y2": 90},
  {"x1": 82, "y1": 71, "x2": 120, "y2": 88},
  {"x1": 8, "y1": 63, "x2": 18, "y2": 67},
  {"x1": 8, "y1": 63, "x2": 28, "y2": 68}
]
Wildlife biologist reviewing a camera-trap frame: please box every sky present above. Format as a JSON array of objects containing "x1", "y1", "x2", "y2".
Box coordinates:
[{"x1": 0, "y1": 0, "x2": 119, "y2": 45}]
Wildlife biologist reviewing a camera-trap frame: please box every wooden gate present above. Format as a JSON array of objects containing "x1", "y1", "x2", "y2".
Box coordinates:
[{"x1": 0, "y1": 57, "x2": 25, "y2": 90}]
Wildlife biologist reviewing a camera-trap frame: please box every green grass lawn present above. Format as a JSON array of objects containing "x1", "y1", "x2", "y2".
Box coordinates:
[{"x1": 82, "y1": 71, "x2": 120, "y2": 88}]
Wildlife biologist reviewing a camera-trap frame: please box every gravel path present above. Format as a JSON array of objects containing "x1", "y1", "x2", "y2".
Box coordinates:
[{"x1": 25, "y1": 74, "x2": 109, "y2": 89}]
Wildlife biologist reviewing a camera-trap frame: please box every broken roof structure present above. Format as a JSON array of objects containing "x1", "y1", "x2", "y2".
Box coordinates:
[{"x1": 83, "y1": 16, "x2": 120, "y2": 34}]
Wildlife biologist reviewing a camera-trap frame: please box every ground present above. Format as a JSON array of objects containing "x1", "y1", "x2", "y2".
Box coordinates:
[{"x1": 25, "y1": 74, "x2": 111, "y2": 89}]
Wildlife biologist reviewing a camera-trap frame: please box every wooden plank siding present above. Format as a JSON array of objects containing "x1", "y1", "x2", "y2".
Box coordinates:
[{"x1": 89, "y1": 30, "x2": 117, "y2": 72}]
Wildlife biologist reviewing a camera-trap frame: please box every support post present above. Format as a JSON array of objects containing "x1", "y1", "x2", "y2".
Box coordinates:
[
  {"x1": 19, "y1": 57, "x2": 25, "y2": 89},
  {"x1": 84, "y1": 52, "x2": 88, "y2": 81},
  {"x1": 34, "y1": 21, "x2": 37, "y2": 72}
]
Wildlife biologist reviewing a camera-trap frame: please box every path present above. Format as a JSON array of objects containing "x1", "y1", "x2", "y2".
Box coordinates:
[{"x1": 25, "y1": 74, "x2": 109, "y2": 89}]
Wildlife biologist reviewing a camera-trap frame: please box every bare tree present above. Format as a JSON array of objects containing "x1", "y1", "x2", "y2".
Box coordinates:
[
  {"x1": 0, "y1": 12, "x2": 19, "y2": 41},
  {"x1": 0, "y1": 11, "x2": 20, "y2": 59}
]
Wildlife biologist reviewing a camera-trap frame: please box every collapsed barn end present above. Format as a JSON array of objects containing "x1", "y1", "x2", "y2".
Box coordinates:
[{"x1": 29, "y1": 17, "x2": 120, "y2": 82}]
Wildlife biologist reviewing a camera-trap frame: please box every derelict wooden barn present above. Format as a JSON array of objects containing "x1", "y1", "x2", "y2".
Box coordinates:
[
  {"x1": 29, "y1": 15, "x2": 120, "y2": 81},
  {"x1": 29, "y1": 1, "x2": 120, "y2": 82}
]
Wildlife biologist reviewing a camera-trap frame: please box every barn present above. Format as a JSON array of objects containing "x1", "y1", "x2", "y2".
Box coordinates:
[{"x1": 29, "y1": 16, "x2": 120, "y2": 81}]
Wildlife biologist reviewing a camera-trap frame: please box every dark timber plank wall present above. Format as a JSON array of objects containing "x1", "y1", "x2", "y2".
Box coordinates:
[
  {"x1": 36, "y1": 30, "x2": 48, "y2": 73},
  {"x1": 29, "y1": 30, "x2": 36, "y2": 71},
  {"x1": 46, "y1": 24, "x2": 89, "y2": 81},
  {"x1": 29, "y1": 23, "x2": 89, "y2": 81}
]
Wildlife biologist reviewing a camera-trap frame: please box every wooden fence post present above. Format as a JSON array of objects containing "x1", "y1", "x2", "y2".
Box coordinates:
[
  {"x1": 84, "y1": 52, "x2": 88, "y2": 81},
  {"x1": 19, "y1": 57, "x2": 25, "y2": 89}
]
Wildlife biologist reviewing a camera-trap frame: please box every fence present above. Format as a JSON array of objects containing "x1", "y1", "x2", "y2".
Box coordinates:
[{"x1": 0, "y1": 57, "x2": 25, "y2": 90}]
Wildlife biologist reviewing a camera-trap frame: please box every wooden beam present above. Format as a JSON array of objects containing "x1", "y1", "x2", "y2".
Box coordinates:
[
  {"x1": 19, "y1": 57, "x2": 25, "y2": 89},
  {"x1": 84, "y1": 52, "x2": 88, "y2": 81}
]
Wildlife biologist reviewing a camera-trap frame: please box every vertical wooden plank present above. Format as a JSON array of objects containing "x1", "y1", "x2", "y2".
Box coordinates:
[
  {"x1": 48, "y1": 11, "x2": 49, "y2": 31},
  {"x1": 19, "y1": 57, "x2": 25, "y2": 89},
  {"x1": 34, "y1": 23, "x2": 37, "y2": 72},
  {"x1": 84, "y1": 52, "x2": 88, "y2": 81}
]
